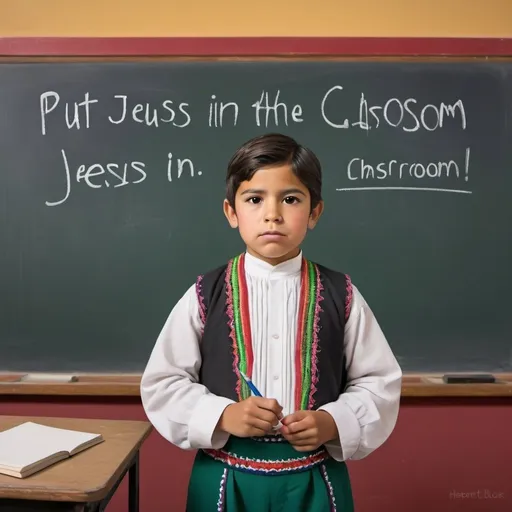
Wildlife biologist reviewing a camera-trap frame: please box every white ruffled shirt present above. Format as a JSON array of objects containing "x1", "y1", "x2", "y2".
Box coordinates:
[{"x1": 141, "y1": 251, "x2": 402, "y2": 461}]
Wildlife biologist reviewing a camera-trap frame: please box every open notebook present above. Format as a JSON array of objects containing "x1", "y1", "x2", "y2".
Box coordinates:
[{"x1": 0, "y1": 421, "x2": 104, "y2": 478}]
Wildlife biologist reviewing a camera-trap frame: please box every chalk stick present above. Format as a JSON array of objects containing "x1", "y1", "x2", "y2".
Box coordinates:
[
  {"x1": 21, "y1": 373, "x2": 78, "y2": 383},
  {"x1": 442, "y1": 373, "x2": 495, "y2": 384}
]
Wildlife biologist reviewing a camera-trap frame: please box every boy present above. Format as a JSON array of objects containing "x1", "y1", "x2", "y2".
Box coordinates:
[{"x1": 141, "y1": 133, "x2": 402, "y2": 511}]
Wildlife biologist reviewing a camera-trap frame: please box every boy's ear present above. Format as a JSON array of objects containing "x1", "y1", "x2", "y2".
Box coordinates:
[
  {"x1": 308, "y1": 200, "x2": 324, "y2": 230},
  {"x1": 223, "y1": 199, "x2": 238, "y2": 228}
]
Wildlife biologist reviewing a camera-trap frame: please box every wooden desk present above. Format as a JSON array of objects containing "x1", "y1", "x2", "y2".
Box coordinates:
[{"x1": 0, "y1": 416, "x2": 152, "y2": 511}]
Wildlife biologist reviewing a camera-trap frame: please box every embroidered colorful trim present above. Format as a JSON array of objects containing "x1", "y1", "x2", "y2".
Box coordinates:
[
  {"x1": 294, "y1": 259, "x2": 323, "y2": 411},
  {"x1": 250, "y1": 435, "x2": 285, "y2": 443},
  {"x1": 309, "y1": 264, "x2": 324, "y2": 410},
  {"x1": 345, "y1": 274, "x2": 353, "y2": 322},
  {"x1": 225, "y1": 254, "x2": 254, "y2": 400},
  {"x1": 320, "y1": 464, "x2": 337, "y2": 511},
  {"x1": 203, "y1": 446, "x2": 330, "y2": 475},
  {"x1": 216, "y1": 468, "x2": 228, "y2": 512},
  {"x1": 196, "y1": 275, "x2": 207, "y2": 326},
  {"x1": 225, "y1": 258, "x2": 242, "y2": 400}
]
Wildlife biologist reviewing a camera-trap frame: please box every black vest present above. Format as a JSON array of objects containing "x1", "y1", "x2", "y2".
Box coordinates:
[{"x1": 196, "y1": 257, "x2": 351, "y2": 410}]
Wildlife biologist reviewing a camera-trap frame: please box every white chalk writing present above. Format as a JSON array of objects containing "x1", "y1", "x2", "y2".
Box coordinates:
[
  {"x1": 321, "y1": 86, "x2": 466, "y2": 132},
  {"x1": 36, "y1": 82, "x2": 474, "y2": 206},
  {"x1": 208, "y1": 95, "x2": 239, "y2": 127},
  {"x1": 338, "y1": 148, "x2": 471, "y2": 194},
  {"x1": 40, "y1": 91, "x2": 98, "y2": 135},
  {"x1": 45, "y1": 149, "x2": 147, "y2": 207},
  {"x1": 251, "y1": 90, "x2": 303, "y2": 127},
  {"x1": 167, "y1": 152, "x2": 202, "y2": 182},
  {"x1": 108, "y1": 95, "x2": 191, "y2": 128}
]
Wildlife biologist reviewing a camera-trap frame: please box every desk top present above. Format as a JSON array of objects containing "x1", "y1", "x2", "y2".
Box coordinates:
[{"x1": 0, "y1": 416, "x2": 152, "y2": 502}]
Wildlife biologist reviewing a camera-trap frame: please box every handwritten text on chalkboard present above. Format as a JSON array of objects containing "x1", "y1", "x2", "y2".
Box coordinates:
[{"x1": 39, "y1": 86, "x2": 470, "y2": 207}]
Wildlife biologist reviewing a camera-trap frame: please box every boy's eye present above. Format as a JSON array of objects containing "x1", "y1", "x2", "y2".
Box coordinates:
[
  {"x1": 247, "y1": 196, "x2": 262, "y2": 204},
  {"x1": 283, "y1": 196, "x2": 299, "y2": 204}
]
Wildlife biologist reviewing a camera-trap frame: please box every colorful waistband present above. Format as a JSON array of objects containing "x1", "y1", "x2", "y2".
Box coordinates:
[{"x1": 202, "y1": 440, "x2": 330, "y2": 476}]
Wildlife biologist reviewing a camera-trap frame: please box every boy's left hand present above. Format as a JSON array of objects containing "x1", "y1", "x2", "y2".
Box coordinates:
[{"x1": 280, "y1": 410, "x2": 338, "y2": 452}]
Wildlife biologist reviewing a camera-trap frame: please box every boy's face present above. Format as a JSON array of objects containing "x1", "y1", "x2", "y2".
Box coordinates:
[{"x1": 223, "y1": 164, "x2": 323, "y2": 265}]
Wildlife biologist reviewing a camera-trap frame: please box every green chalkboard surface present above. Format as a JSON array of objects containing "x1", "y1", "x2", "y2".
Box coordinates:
[{"x1": 1, "y1": 59, "x2": 511, "y2": 372}]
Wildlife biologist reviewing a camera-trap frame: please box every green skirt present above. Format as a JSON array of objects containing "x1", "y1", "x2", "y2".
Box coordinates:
[{"x1": 186, "y1": 435, "x2": 354, "y2": 511}]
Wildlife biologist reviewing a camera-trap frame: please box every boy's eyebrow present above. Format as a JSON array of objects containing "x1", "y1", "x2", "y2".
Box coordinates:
[
  {"x1": 241, "y1": 188, "x2": 266, "y2": 195},
  {"x1": 240, "y1": 188, "x2": 307, "y2": 196},
  {"x1": 281, "y1": 188, "x2": 307, "y2": 196}
]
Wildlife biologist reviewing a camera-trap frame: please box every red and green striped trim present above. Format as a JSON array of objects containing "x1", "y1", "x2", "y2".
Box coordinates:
[
  {"x1": 294, "y1": 259, "x2": 322, "y2": 411},
  {"x1": 225, "y1": 253, "x2": 254, "y2": 401},
  {"x1": 226, "y1": 253, "x2": 322, "y2": 407}
]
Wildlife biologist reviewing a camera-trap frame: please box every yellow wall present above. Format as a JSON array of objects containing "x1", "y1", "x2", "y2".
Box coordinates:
[{"x1": 2, "y1": 0, "x2": 512, "y2": 37}]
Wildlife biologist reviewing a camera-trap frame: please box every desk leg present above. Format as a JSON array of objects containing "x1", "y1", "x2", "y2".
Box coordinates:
[{"x1": 129, "y1": 451, "x2": 140, "y2": 512}]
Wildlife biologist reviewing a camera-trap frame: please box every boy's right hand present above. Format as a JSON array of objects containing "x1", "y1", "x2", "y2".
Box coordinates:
[{"x1": 218, "y1": 397, "x2": 283, "y2": 437}]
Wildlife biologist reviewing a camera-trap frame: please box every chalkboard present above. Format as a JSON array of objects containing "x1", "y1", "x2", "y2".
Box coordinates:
[{"x1": 1, "y1": 59, "x2": 511, "y2": 373}]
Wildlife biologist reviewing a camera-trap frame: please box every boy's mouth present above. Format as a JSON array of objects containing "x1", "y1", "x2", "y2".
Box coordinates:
[
  {"x1": 260, "y1": 230, "x2": 285, "y2": 237},
  {"x1": 259, "y1": 231, "x2": 286, "y2": 241}
]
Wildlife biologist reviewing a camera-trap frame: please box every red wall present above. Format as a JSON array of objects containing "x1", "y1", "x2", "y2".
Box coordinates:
[{"x1": 1, "y1": 396, "x2": 511, "y2": 511}]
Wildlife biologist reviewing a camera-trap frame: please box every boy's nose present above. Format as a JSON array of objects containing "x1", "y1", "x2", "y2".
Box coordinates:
[
  {"x1": 265, "y1": 212, "x2": 283, "y2": 223},
  {"x1": 264, "y1": 200, "x2": 283, "y2": 223}
]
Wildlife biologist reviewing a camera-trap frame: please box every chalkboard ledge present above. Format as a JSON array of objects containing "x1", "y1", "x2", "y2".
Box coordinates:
[{"x1": 1, "y1": 373, "x2": 512, "y2": 398}]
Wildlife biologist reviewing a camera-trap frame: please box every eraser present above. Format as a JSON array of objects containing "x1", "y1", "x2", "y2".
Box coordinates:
[
  {"x1": 21, "y1": 373, "x2": 77, "y2": 383},
  {"x1": 442, "y1": 373, "x2": 495, "y2": 384}
]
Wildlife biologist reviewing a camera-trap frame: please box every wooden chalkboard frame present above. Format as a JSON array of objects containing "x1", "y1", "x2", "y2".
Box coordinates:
[
  {"x1": 0, "y1": 37, "x2": 512, "y2": 56},
  {"x1": 1, "y1": 36, "x2": 511, "y2": 397}
]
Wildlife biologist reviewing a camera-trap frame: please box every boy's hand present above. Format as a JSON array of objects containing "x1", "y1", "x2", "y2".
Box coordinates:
[
  {"x1": 218, "y1": 397, "x2": 283, "y2": 438},
  {"x1": 280, "y1": 410, "x2": 338, "y2": 452}
]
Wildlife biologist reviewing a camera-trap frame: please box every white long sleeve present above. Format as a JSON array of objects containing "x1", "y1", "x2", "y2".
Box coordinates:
[
  {"x1": 140, "y1": 284, "x2": 234, "y2": 450},
  {"x1": 318, "y1": 288, "x2": 402, "y2": 461},
  {"x1": 141, "y1": 251, "x2": 402, "y2": 457}
]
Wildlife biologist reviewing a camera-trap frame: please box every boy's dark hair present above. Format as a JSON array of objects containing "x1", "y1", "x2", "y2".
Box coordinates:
[{"x1": 226, "y1": 133, "x2": 322, "y2": 210}]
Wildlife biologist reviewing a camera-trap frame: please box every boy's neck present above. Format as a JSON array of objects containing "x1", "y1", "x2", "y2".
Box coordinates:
[{"x1": 245, "y1": 247, "x2": 301, "y2": 266}]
